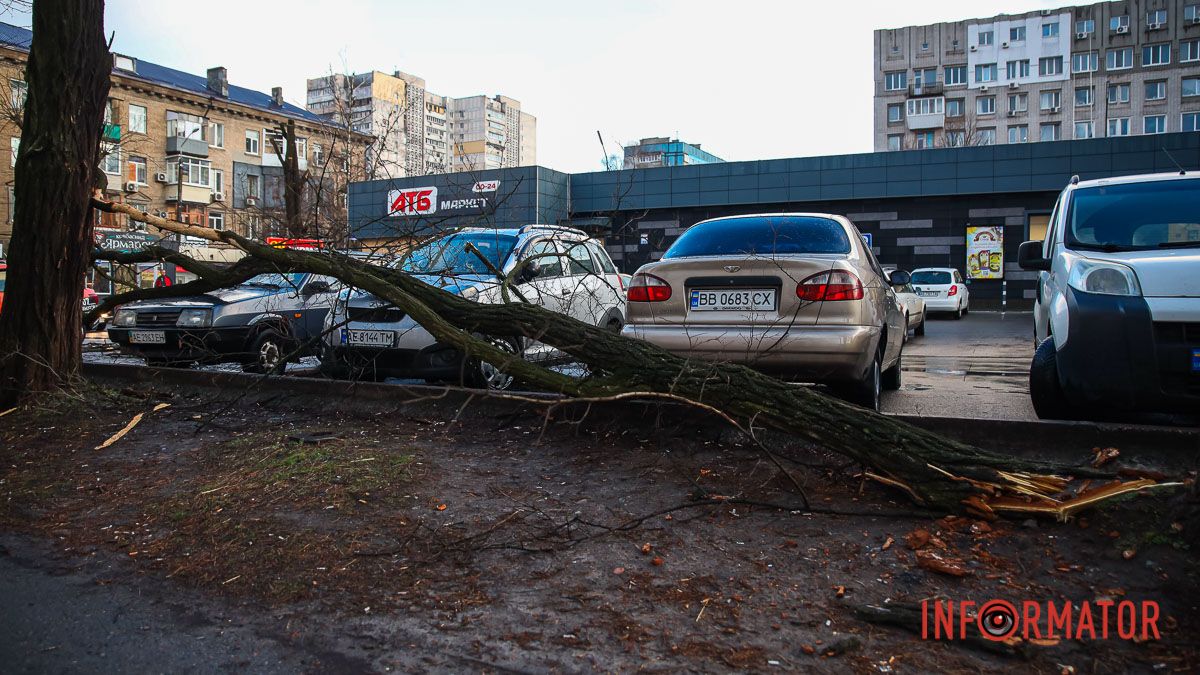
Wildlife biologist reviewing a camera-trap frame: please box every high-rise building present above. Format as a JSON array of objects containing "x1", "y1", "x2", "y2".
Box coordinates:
[
  {"x1": 306, "y1": 73, "x2": 535, "y2": 177},
  {"x1": 873, "y1": 1, "x2": 1200, "y2": 151},
  {"x1": 622, "y1": 137, "x2": 723, "y2": 169}
]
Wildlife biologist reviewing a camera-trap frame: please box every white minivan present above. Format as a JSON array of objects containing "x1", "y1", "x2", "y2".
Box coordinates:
[{"x1": 1018, "y1": 172, "x2": 1200, "y2": 419}]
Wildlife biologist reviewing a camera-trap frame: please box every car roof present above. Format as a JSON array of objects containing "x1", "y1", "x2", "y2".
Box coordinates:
[
  {"x1": 911, "y1": 267, "x2": 958, "y2": 272},
  {"x1": 692, "y1": 212, "x2": 849, "y2": 228},
  {"x1": 451, "y1": 224, "x2": 592, "y2": 242},
  {"x1": 1071, "y1": 171, "x2": 1199, "y2": 191}
]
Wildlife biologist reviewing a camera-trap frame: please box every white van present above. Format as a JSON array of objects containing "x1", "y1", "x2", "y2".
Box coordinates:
[{"x1": 1018, "y1": 172, "x2": 1200, "y2": 419}]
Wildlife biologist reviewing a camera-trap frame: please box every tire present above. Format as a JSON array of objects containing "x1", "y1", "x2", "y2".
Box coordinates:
[
  {"x1": 605, "y1": 316, "x2": 624, "y2": 333},
  {"x1": 882, "y1": 348, "x2": 903, "y2": 391},
  {"x1": 840, "y1": 348, "x2": 882, "y2": 412},
  {"x1": 465, "y1": 337, "x2": 521, "y2": 391},
  {"x1": 902, "y1": 313, "x2": 909, "y2": 343},
  {"x1": 1029, "y1": 337, "x2": 1075, "y2": 420},
  {"x1": 243, "y1": 328, "x2": 288, "y2": 375},
  {"x1": 954, "y1": 303, "x2": 964, "y2": 320},
  {"x1": 915, "y1": 317, "x2": 926, "y2": 337}
]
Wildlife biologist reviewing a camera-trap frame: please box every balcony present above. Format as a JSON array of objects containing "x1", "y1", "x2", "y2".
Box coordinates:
[
  {"x1": 102, "y1": 124, "x2": 120, "y2": 142},
  {"x1": 909, "y1": 82, "x2": 944, "y2": 97},
  {"x1": 166, "y1": 135, "x2": 208, "y2": 157}
]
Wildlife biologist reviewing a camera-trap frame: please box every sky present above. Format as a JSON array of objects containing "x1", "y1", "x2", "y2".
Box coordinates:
[{"x1": 4, "y1": 0, "x2": 1062, "y2": 172}]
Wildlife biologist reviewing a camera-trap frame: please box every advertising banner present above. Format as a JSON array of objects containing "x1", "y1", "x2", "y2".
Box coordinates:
[{"x1": 966, "y1": 226, "x2": 1004, "y2": 279}]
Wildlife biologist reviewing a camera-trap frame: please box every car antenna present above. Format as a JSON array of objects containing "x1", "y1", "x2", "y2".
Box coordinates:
[{"x1": 1162, "y1": 147, "x2": 1187, "y2": 175}]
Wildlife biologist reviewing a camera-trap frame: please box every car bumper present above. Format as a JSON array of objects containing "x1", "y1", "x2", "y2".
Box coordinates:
[
  {"x1": 621, "y1": 323, "x2": 880, "y2": 382},
  {"x1": 922, "y1": 297, "x2": 962, "y2": 311},
  {"x1": 1055, "y1": 288, "x2": 1200, "y2": 413},
  {"x1": 107, "y1": 326, "x2": 254, "y2": 361}
]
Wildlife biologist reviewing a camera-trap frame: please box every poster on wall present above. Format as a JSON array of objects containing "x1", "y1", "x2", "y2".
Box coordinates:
[{"x1": 966, "y1": 225, "x2": 1004, "y2": 279}]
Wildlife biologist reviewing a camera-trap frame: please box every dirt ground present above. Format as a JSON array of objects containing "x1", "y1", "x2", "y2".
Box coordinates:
[{"x1": 1, "y1": 378, "x2": 1197, "y2": 673}]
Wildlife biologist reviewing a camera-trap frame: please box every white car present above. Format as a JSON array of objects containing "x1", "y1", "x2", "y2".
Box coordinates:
[
  {"x1": 910, "y1": 267, "x2": 970, "y2": 319},
  {"x1": 883, "y1": 266, "x2": 926, "y2": 339},
  {"x1": 1019, "y1": 172, "x2": 1200, "y2": 419},
  {"x1": 321, "y1": 225, "x2": 626, "y2": 389}
]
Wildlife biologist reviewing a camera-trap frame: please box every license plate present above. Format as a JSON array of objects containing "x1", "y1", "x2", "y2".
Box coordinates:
[
  {"x1": 129, "y1": 330, "x2": 166, "y2": 344},
  {"x1": 345, "y1": 329, "x2": 395, "y2": 347},
  {"x1": 689, "y1": 288, "x2": 776, "y2": 312},
  {"x1": 1192, "y1": 349, "x2": 1200, "y2": 372}
]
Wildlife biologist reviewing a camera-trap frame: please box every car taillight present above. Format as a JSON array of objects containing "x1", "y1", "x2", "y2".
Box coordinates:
[
  {"x1": 948, "y1": 284, "x2": 958, "y2": 296},
  {"x1": 797, "y1": 270, "x2": 864, "y2": 302},
  {"x1": 626, "y1": 273, "x2": 671, "y2": 302}
]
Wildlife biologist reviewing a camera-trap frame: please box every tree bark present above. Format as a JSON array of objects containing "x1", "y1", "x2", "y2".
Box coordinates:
[
  {"x1": 273, "y1": 119, "x2": 304, "y2": 238},
  {"x1": 0, "y1": 0, "x2": 110, "y2": 406}
]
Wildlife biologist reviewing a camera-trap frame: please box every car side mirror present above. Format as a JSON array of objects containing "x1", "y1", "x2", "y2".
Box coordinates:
[
  {"x1": 1017, "y1": 241, "x2": 1050, "y2": 271},
  {"x1": 302, "y1": 280, "x2": 331, "y2": 296},
  {"x1": 887, "y1": 269, "x2": 911, "y2": 287},
  {"x1": 518, "y1": 261, "x2": 541, "y2": 284}
]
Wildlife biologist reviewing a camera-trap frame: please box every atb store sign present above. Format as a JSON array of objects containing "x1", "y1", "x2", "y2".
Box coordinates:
[{"x1": 387, "y1": 187, "x2": 438, "y2": 216}]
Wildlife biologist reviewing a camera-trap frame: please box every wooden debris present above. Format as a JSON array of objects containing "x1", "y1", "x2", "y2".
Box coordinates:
[{"x1": 94, "y1": 403, "x2": 170, "y2": 450}]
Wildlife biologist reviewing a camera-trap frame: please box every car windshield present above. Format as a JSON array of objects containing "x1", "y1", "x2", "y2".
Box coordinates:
[
  {"x1": 662, "y1": 216, "x2": 851, "y2": 259},
  {"x1": 1067, "y1": 179, "x2": 1200, "y2": 250},
  {"x1": 242, "y1": 272, "x2": 307, "y2": 289},
  {"x1": 400, "y1": 232, "x2": 518, "y2": 275},
  {"x1": 911, "y1": 271, "x2": 952, "y2": 284}
]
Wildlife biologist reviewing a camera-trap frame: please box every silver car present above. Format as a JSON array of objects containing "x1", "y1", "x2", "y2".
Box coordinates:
[{"x1": 621, "y1": 213, "x2": 908, "y2": 410}]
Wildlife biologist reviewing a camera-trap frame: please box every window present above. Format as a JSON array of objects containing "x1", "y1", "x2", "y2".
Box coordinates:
[
  {"x1": 977, "y1": 128, "x2": 996, "y2": 145},
  {"x1": 246, "y1": 174, "x2": 260, "y2": 199},
  {"x1": 1143, "y1": 115, "x2": 1167, "y2": 134},
  {"x1": 1145, "y1": 80, "x2": 1167, "y2": 101},
  {"x1": 906, "y1": 97, "x2": 943, "y2": 116},
  {"x1": 1038, "y1": 56, "x2": 1063, "y2": 76},
  {"x1": 978, "y1": 30, "x2": 994, "y2": 46},
  {"x1": 127, "y1": 104, "x2": 146, "y2": 134},
  {"x1": 1108, "y1": 83, "x2": 1131, "y2": 103},
  {"x1": 1075, "y1": 86, "x2": 1094, "y2": 107},
  {"x1": 1183, "y1": 112, "x2": 1200, "y2": 132},
  {"x1": 1187, "y1": 5, "x2": 1200, "y2": 22},
  {"x1": 1075, "y1": 19, "x2": 1095, "y2": 35},
  {"x1": 944, "y1": 65, "x2": 967, "y2": 86},
  {"x1": 1006, "y1": 60, "x2": 1030, "y2": 79},
  {"x1": 212, "y1": 168, "x2": 224, "y2": 195},
  {"x1": 1008, "y1": 92, "x2": 1028, "y2": 112},
  {"x1": 1008, "y1": 125, "x2": 1028, "y2": 143},
  {"x1": 208, "y1": 211, "x2": 224, "y2": 231},
  {"x1": 1107, "y1": 117, "x2": 1131, "y2": 136},
  {"x1": 8, "y1": 136, "x2": 17, "y2": 167},
  {"x1": 1145, "y1": 9, "x2": 1167, "y2": 27},
  {"x1": 977, "y1": 96, "x2": 996, "y2": 115},
  {"x1": 1040, "y1": 90, "x2": 1062, "y2": 110},
  {"x1": 975, "y1": 63, "x2": 997, "y2": 82},
  {"x1": 312, "y1": 143, "x2": 325, "y2": 166},
  {"x1": 208, "y1": 122, "x2": 224, "y2": 148},
  {"x1": 1074, "y1": 121, "x2": 1095, "y2": 139},
  {"x1": 1071, "y1": 52, "x2": 1098, "y2": 73},
  {"x1": 1185, "y1": 78, "x2": 1200, "y2": 97},
  {"x1": 1142, "y1": 43, "x2": 1170, "y2": 66},
  {"x1": 913, "y1": 68, "x2": 937, "y2": 87},
  {"x1": 884, "y1": 71, "x2": 907, "y2": 91},
  {"x1": 127, "y1": 156, "x2": 147, "y2": 184},
  {"x1": 886, "y1": 134, "x2": 903, "y2": 151},
  {"x1": 244, "y1": 130, "x2": 260, "y2": 154},
  {"x1": 170, "y1": 156, "x2": 210, "y2": 187},
  {"x1": 1107, "y1": 47, "x2": 1133, "y2": 70},
  {"x1": 165, "y1": 110, "x2": 204, "y2": 139},
  {"x1": 1010, "y1": 26, "x2": 1026, "y2": 42},
  {"x1": 945, "y1": 130, "x2": 966, "y2": 147},
  {"x1": 946, "y1": 98, "x2": 964, "y2": 117},
  {"x1": 915, "y1": 131, "x2": 935, "y2": 149},
  {"x1": 1183, "y1": 39, "x2": 1200, "y2": 63},
  {"x1": 1040, "y1": 123, "x2": 1061, "y2": 141},
  {"x1": 1042, "y1": 22, "x2": 1059, "y2": 38},
  {"x1": 1110, "y1": 15, "x2": 1129, "y2": 31},
  {"x1": 9, "y1": 79, "x2": 26, "y2": 110},
  {"x1": 101, "y1": 144, "x2": 120, "y2": 174}
]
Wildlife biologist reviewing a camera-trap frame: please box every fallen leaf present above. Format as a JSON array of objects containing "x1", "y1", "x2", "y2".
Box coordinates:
[
  {"x1": 435, "y1": 504, "x2": 447, "y2": 511},
  {"x1": 613, "y1": 567, "x2": 625, "y2": 575},
  {"x1": 916, "y1": 549, "x2": 971, "y2": 577},
  {"x1": 905, "y1": 529, "x2": 931, "y2": 550},
  {"x1": 652, "y1": 556, "x2": 664, "y2": 566},
  {"x1": 882, "y1": 537, "x2": 894, "y2": 551},
  {"x1": 1091, "y1": 446, "x2": 1120, "y2": 468},
  {"x1": 800, "y1": 645, "x2": 815, "y2": 655},
  {"x1": 641, "y1": 543, "x2": 652, "y2": 555},
  {"x1": 1122, "y1": 548, "x2": 1136, "y2": 560},
  {"x1": 834, "y1": 585, "x2": 846, "y2": 598}
]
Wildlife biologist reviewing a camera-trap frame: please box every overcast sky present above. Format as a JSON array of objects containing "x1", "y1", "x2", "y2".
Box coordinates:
[{"x1": 5, "y1": 0, "x2": 1060, "y2": 172}]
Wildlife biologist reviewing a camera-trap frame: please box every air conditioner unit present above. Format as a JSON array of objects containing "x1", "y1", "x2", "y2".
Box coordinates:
[
  {"x1": 155, "y1": 172, "x2": 169, "y2": 183},
  {"x1": 1190, "y1": 16, "x2": 1200, "y2": 25},
  {"x1": 1050, "y1": 106, "x2": 1061, "y2": 113},
  {"x1": 156, "y1": 211, "x2": 169, "y2": 219},
  {"x1": 969, "y1": 44, "x2": 978, "y2": 52},
  {"x1": 1076, "y1": 32, "x2": 1091, "y2": 39},
  {"x1": 1147, "y1": 22, "x2": 1163, "y2": 30},
  {"x1": 1041, "y1": 9, "x2": 1052, "y2": 16},
  {"x1": 1009, "y1": 82, "x2": 1020, "y2": 89},
  {"x1": 212, "y1": 191, "x2": 225, "y2": 202},
  {"x1": 245, "y1": 196, "x2": 258, "y2": 207},
  {"x1": 1116, "y1": 25, "x2": 1129, "y2": 34},
  {"x1": 1007, "y1": 110, "x2": 1017, "y2": 117},
  {"x1": 123, "y1": 181, "x2": 137, "y2": 192},
  {"x1": 981, "y1": 85, "x2": 989, "y2": 92},
  {"x1": 1002, "y1": 41, "x2": 1010, "y2": 48}
]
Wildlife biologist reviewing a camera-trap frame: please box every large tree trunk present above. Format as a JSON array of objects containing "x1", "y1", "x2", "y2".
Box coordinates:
[
  {"x1": 275, "y1": 119, "x2": 304, "y2": 238},
  {"x1": 0, "y1": 0, "x2": 110, "y2": 406}
]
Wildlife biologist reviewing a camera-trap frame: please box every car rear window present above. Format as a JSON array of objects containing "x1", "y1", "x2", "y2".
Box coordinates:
[
  {"x1": 911, "y1": 271, "x2": 952, "y2": 284},
  {"x1": 662, "y1": 216, "x2": 851, "y2": 259}
]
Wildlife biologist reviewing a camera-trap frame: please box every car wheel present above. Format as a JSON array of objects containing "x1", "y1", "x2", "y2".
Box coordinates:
[
  {"x1": 840, "y1": 348, "x2": 882, "y2": 412},
  {"x1": 902, "y1": 313, "x2": 909, "y2": 343},
  {"x1": 466, "y1": 337, "x2": 520, "y2": 391},
  {"x1": 1029, "y1": 337, "x2": 1075, "y2": 420},
  {"x1": 915, "y1": 317, "x2": 926, "y2": 337},
  {"x1": 882, "y1": 348, "x2": 902, "y2": 391},
  {"x1": 605, "y1": 316, "x2": 623, "y2": 333},
  {"x1": 954, "y1": 303, "x2": 964, "y2": 320},
  {"x1": 243, "y1": 329, "x2": 288, "y2": 375}
]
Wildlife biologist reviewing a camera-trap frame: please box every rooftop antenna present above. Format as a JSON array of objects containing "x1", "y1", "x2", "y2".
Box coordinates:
[
  {"x1": 1162, "y1": 147, "x2": 1187, "y2": 175},
  {"x1": 597, "y1": 130, "x2": 612, "y2": 170}
]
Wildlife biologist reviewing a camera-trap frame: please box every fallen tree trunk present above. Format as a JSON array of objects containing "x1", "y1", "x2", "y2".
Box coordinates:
[{"x1": 90, "y1": 199, "x2": 1170, "y2": 516}]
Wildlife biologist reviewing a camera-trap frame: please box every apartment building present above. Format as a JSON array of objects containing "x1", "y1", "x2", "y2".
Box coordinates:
[
  {"x1": 622, "y1": 137, "x2": 724, "y2": 169},
  {"x1": 307, "y1": 73, "x2": 534, "y2": 177},
  {"x1": 0, "y1": 22, "x2": 369, "y2": 264},
  {"x1": 873, "y1": 1, "x2": 1200, "y2": 150}
]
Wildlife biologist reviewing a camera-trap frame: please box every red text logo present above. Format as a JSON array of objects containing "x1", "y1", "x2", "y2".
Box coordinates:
[{"x1": 387, "y1": 187, "x2": 438, "y2": 216}]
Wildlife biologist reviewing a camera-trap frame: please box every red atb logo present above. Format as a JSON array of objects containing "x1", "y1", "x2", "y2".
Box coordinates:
[{"x1": 387, "y1": 187, "x2": 438, "y2": 216}]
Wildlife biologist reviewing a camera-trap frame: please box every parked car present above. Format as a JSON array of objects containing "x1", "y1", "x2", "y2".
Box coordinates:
[
  {"x1": 1019, "y1": 172, "x2": 1200, "y2": 419},
  {"x1": 321, "y1": 225, "x2": 626, "y2": 389},
  {"x1": 620, "y1": 213, "x2": 908, "y2": 411},
  {"x1": 910, "y1": 267, "x2": 970, "y2": 319},
  {"x1": 107, "y1": 271, "x2": 340, "y2": 372},
  {"x1": 1, "y1": 260, "x2": 108, "y2": 327},
  {"x1": 883, "y1": 266, "x2": 926, "y2": 339}
]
